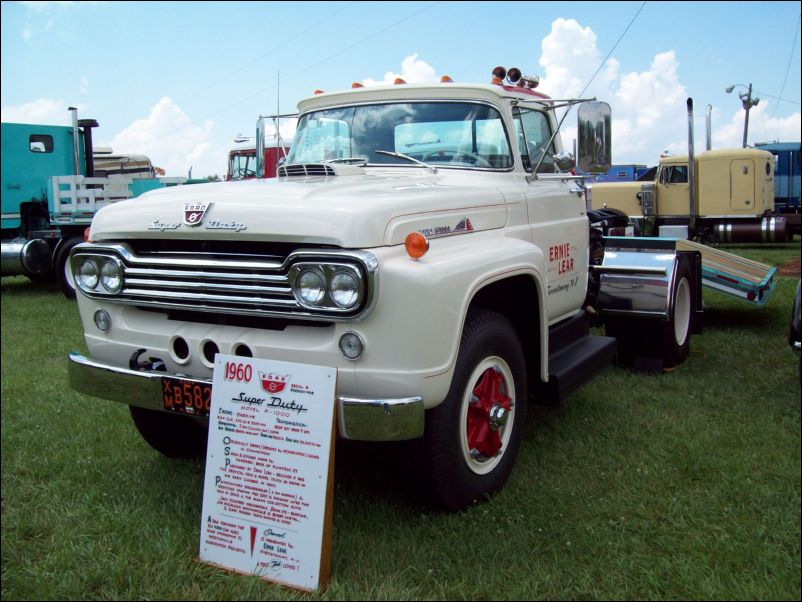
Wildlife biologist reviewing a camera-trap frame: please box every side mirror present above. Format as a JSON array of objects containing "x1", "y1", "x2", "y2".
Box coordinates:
[{"x1": 577, "y1": 101, "x2": 612, "y2": 174}]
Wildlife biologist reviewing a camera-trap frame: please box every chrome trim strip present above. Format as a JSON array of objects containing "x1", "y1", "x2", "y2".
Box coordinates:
[{"x1": 68, "y1": 352, "x2": 424, "y2": 441}]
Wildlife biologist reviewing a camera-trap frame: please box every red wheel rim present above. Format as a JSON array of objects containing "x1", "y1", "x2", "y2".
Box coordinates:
[{"x1": 466, "y1": 365, "x2": 512, "y2": 460}]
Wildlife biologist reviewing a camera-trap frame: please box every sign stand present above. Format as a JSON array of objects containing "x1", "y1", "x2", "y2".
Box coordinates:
[{"x1": 199, "y1": 355, "x2": 337, "y2": 592}]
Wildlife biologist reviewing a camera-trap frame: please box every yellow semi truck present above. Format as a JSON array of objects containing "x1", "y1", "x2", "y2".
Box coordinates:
[
  {"x1": 588, "y1": 147, "x2": 787, "y2": 243},
  {"x1": 588, "y1": 98, "x2": 788, "y2": 244}
]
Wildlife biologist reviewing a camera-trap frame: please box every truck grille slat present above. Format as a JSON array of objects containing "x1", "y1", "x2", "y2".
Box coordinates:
[{"x1": 124, "y1": 278, "x2": 293, "y2": 296}]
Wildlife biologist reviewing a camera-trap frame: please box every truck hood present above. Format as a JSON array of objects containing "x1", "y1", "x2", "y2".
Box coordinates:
[{"x1": 91, "y1": 171, "x2": 508, "y2": 248}]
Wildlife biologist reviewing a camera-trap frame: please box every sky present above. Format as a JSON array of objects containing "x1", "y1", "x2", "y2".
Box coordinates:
[{"x1": 2, "y1": 1, "x2": 800, "y2": 178}]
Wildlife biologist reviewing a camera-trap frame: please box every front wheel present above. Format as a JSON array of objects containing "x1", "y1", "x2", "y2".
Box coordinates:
[
  {"x1": 423, "y1": 310, "x2": 527, "y2": 511},
  {"x1": 129, "y1": 406, "x2": 208, "y2": 458}
]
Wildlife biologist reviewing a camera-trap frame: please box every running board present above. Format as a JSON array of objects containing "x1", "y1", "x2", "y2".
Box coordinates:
[{"x1": 535, "y1": 313, "x2": 616, "y2": 406}]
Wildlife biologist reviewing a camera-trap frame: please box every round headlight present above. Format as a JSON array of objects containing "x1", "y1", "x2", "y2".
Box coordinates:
[
  {"x1": 100, "y1": 260, "x2": 122, "y2": 293},
  {"x1": 297, "y1": 269, "x2": 326, "y2": 305},
  {"x1": 330, "y1": 270, "x2": 360, "y2": 309},
  {"x1": 76, "y1": 259, "x2": 99, "y2": 290}
]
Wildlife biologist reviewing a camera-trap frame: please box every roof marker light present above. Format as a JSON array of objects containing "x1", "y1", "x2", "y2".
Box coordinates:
[
  {"x1": 352, "y1": 82, "x2": 364, "y2": 88},
  {"x1": 440, "y1": 75, "x2": 453, "y2": 83},
  {"x1": 394, "y1": 77, "x2": 407, "y2": 85},
  {"x1": 313, "y1": 89, "x2": 324, "y2": 95}
]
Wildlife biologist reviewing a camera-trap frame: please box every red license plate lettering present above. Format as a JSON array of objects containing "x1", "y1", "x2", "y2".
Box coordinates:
[{"x1": 162, "y1": 376, "x2": 212, "y2": 417}]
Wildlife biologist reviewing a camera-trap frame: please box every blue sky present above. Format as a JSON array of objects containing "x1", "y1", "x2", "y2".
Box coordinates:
[{"x1": 2, "y1": 1, "x2": 800, "y2": 177}]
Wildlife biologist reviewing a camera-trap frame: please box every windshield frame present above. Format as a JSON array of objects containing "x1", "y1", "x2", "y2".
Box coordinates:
[{"x1": 285, "y1": 99, "x2": 516, "y2": 173}]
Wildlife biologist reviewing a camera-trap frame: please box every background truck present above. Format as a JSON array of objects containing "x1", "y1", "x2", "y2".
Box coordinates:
[
  {"x1": 226, "y1": 116, "x2": 293, "y2": 181},
  {"x1": 69, "y1": 66, "x2": 712, "y2": 511},
  {"x1": 755, "y1": 141, "x2": 801, "y2": 235},
  {"x1": 588, "y1": 100, "x2": 789, "y2": 245},
  {"x1": 578, "y1": 163, "x2": 649, "y2": 183},
  {"x1": 1, "y1": 109, "x2": 187, "y2": 297}
]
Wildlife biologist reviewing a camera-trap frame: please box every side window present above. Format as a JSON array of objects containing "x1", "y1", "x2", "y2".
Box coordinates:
[
  {"x1": 514, "y1": 108, "x2": 556, "y2": 173},
  {"x1": 665, "y1": 165, "x2": 688, "y2": 184},
  {"x1": 29, "y1": 134, "x2": 54, "y2": 153}
]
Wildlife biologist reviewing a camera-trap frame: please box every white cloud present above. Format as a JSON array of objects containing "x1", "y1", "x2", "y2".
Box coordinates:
[
  {"x1": 714, "y1": 102, "x2": 801, "y2": 148},
  {"x1": 79, "y1": 76, "x2": 89, "y2": 95},
  {"x1": 362, "y1": 53, "x2": 439, "y2": 86},
  {"x1": 538, "y1": 19, "x2": 694, "y2": 164},
  {"x1": 109, "y1": 97, "x2": 221, "y2": 178},
  {"x1": 0, "y1": 98, "x2": 74, "y2": 124}
]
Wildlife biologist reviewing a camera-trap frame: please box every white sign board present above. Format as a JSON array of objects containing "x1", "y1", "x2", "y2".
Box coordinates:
[{"x1": 199, "y1": 355, "x2": 337, "y2": 592}]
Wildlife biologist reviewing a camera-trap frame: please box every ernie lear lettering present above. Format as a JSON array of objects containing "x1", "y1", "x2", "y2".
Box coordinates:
[{"x1": 231, "y1": 392, "x2": 308, "y2": 414}]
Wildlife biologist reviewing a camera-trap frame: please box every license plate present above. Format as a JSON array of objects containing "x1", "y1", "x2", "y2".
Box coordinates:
[{"x1": 162, "y1": 376, "x2": 212, "y2": 418}]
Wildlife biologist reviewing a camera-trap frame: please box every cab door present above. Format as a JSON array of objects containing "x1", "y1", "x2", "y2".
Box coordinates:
[
  {"x1": 657, "y1": 162, "x2": 690, "y2": 216},
  {"x1": 515, "y1": 107, "x2": 588, "y2": 323}
]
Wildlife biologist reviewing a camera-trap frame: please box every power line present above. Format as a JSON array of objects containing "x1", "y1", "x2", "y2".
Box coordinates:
[
  {"x1": 578, "y1": 1, "x2": 647, "y2": 98},
  {"x1": 200, "y1": 1, "x2": 441, "y2": 122},
  {"x1": 772, "y1": 12, "x2": 801, "y2": 117},
  {"x1": 178, "y1": 2, "x2": 357, "y2": 105}
]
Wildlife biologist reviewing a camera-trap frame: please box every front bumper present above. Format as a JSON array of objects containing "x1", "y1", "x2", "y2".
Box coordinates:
[{"x1": 68, "y1": 352, "x2": 424, "y2": 441}]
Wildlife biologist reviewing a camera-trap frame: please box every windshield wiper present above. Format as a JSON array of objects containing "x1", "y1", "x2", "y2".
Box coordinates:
[{"x1": 375, "y1": 150, "x2": 438, "y2": 174}]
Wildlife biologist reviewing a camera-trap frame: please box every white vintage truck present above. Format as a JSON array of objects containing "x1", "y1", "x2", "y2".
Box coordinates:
[{"x1": 68, "y1": 68, "x2": 705, "y2": 510}]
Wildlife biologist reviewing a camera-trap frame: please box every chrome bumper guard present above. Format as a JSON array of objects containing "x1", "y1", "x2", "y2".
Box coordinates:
[{"x1": 68, "y1": 352, "x2": 424, "y2": 442}]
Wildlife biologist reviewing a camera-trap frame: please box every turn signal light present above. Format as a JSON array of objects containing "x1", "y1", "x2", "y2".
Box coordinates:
[{"x1": 404, "y1": 232, "x2": 429, "y2": 260}]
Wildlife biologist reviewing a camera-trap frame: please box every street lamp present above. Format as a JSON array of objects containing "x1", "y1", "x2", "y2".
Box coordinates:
[{"x1": 725, "y1": 83, "x2": 760, "y2": 148}]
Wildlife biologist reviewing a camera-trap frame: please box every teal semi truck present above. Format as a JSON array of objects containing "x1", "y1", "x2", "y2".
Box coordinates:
[{"x1": 1, "y1": 108, "x2": 186, "y2": 297}]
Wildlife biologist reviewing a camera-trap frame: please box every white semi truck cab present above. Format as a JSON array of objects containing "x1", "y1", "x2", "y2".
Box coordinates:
[{"x1": 68, "y1": 68, "x2": 703, "y2": 510}]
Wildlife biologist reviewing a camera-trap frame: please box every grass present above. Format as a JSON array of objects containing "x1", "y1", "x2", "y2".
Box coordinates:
[{"x1": 2, "y1": 242, "x2": 800, "y2": 600}]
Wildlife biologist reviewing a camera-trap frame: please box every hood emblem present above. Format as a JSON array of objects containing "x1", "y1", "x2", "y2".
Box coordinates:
[{"x1": 184, "y1": 202, "x2": 212, "y2": 227}]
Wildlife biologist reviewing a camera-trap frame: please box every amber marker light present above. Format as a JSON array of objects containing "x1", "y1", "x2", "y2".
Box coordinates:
[
  {"x1": 352, "y1": 82, "x2": 364, "y2": 88},
  {"x1": 394, "y1": 77, "x2": 407, "y2": 85},
  {"x1": 405, "y1": 232, "x2": 429, "y2": 260},
  {"x1": 83, "y1": 227, "x2": 92, "y2": 242},
  {"x1": 440, "y1": 75, "x2": 454, "y2": 83},
  {"x1": 313, "y1": 89, "x2": 324, "y2": 95}
]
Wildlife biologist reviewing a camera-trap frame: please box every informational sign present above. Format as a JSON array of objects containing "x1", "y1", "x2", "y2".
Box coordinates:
[{"x1": 199, "y1": 355, "x2": 337, "y2": 592}]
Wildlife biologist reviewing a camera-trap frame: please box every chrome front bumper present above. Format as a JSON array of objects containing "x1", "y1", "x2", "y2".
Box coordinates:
[{"x1": 68, "y1": 352, "x2": 424, "y2": 442}]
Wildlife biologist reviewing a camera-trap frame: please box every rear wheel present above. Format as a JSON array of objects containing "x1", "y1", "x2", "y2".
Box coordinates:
[
  {"x1": 606, "y1": 259, "x2": 693, "y2": 369},
  {"x1": 423, "y1": 310, "x2": 527, "y2": 511},
  {"x1": 55, "y1": 236, "x2": 82, "y2": 299},
  {"x1": 129, "y1": 406, "x2": 208, "y2": 458}
]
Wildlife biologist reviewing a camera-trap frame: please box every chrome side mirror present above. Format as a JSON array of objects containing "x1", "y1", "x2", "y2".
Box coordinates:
[{"x1": 577, "y1": 101, "x2": 612, "y2": 174}]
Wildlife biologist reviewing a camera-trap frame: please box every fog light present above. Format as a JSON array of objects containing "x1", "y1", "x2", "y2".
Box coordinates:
[
  {"x1": 339, "y1": 332, "x2": 364, "y2": 360},
  {"x1": 93, "y1": 309, "x2": 111, "y2": 332}
]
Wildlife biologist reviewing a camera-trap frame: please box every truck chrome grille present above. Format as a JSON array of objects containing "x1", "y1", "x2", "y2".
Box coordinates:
[{"x1": 71, "y1": 242, "x2": 377, "y2": 321}]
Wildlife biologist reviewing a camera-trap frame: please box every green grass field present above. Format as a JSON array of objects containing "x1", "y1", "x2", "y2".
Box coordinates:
[{"x1": 2, "y1": 243, "x2": 800, "y2": 600}]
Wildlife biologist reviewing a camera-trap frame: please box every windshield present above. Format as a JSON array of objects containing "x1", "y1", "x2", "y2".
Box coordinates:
[{"x1": 285, "y1": 102, "x2": 513, "y2": 169}]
